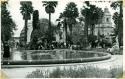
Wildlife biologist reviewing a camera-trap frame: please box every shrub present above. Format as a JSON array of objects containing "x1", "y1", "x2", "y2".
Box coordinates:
[
  {"x1": 26, "y1": 69, "x2": 45, "y2": 78},
  {"x1": 49, "y1": 67, "x2": 62, "y2": 78}
]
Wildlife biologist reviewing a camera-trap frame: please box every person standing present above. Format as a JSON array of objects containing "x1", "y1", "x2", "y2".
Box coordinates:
[{"x1": 3, "y1": 42, "x2": 10, "y2": 59}]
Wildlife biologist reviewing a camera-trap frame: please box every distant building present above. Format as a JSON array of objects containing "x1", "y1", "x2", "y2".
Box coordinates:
[{"x1": 94, "y1": 7, "x2": 114, "y2": 36}]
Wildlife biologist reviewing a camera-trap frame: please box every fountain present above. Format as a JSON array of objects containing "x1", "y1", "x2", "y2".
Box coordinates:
[
  {"x1": 2, "y1": 49, "x2": 111, "y2": 65},
  {"x1": 1, "y1": 49, "x2": 117, "y2": 78}
]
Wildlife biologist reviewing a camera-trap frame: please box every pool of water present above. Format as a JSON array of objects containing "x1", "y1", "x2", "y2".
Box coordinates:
[
  {"x1": 21, "y1": 50, "x2": 105, "y2": 60},
  {"x1": 2, "y1": 49, "x2": 111, "y2": 65}
]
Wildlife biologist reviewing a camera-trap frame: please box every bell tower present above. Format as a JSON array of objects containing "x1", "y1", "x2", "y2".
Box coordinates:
[
  {"x1": 102, "y1": 7, "x2": 112, "y2": 27},
  {"x1": 99, "y1": 7, "x2": 113, "y2": 36},
  {"x1": 95, "y1": 7, "x2": 113, "y2": 36}
]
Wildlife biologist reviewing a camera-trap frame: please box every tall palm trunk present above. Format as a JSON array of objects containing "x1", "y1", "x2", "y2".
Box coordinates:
[
  {"x1": 69, "y1": 24, "x2": 73, "y2": 44},
  {"x1": 49, "y1": 13, "x2": 52, "y2": 44},
  {"x1": 84, "y1": 18, "x2": 88, "y2": 47},
  {"x1": 91, "y1": 24, "x2": 95, "y2": 35},
  {"x1": 25, "y1": 19, "x2": 28, "y2": 49},
  {"x1": 64, "y1": 19, "x2": 67, "y2": 44},
  {"x1": 118, "y1": 2, "x2": 123, "y2": 47}
]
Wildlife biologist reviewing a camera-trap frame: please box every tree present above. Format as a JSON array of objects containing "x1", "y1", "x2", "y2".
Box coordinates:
[
  {"x1": 63, "y1": 2, "x2": 79, "y2": 43},
  {"x1": 30, "y1": 10, "x2": 41, "y2": 49},
  {"x1": 31, "y1": 10, "x2": 41, "y2": 39},
  {"x1": 112, "y1": 12, "x2": 119, "y2": 35},
  {"x1": 42, "y1": 1, "x2": 58, "y2": 44},
  {"x1": 81, "y1": 1, "x2": 103, "y2": 47},
  {"x1": 20, "y1": 18, "x2": 56, "y2": 50},
  {"x1": 81, "y1": 2, "x2": 103, "y2": 36},
  {"x1": 20, "y1": 1, "x2": 33, "y2": 48},
  {"x1": 111, "y1": 1, "x2": 123, "y2": 46},
  {"x1": 72, "y1": 22, "x2": 84, "y2": 44},
  {"x1": 32, "y1": 10, "x2": 39, "y2": 29},
  {"x1": 81, "y1": 7, "x2": 89, "y2": 46},
  {"x1": 39, "y1": 18, "x2": 56, "y2": 41},
  {"x1": 1, "y1": 1, "x2": 16, "y2": 58}
]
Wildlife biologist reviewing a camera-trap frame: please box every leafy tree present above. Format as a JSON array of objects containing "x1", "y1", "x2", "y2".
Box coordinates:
[
  {"x1": 112, "y1": 12, "x2": 119, "y2": 35},
  {"x1": 32, "y1": 10, "x2": 39, "y2": 29},
  {"x1": 20, "y1": 1, "x2": 33, "y2": 48},
  {"x1": 42, "y1": 1, "x2": 58, "y2": 43},
  {"x1": 111, "y1": 1, "x2": 123, "y2": 46},
  {"x1": 1, "y1": 1, "x2": 16, "y2": 58},
  {"x1": 72, "y1": 22, "x2": 84, "y2": 44},
  {"x1": 31, "y1": 10, "x2": 41, "y2": 39},
  {"x1": 30, "y1": 10, "x2": 41, "y2": 49},
  {"x1": 20, "y1": 18, "x2": 56, "y2": 50},
  {"x1": 39, "y1": 18, "x2": 56, "y2": 40},
  {"x1": 63, "y1": 2, "x2": 79, "y2": 43}
]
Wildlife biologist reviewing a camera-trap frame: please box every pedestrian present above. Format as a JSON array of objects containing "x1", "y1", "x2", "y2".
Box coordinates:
[
  {"x1": 3, "y1": 42, "x2": 10, "y2": 59},
  {"x1": 16, "y1": 42, "x2": 19, "y2": 48}
]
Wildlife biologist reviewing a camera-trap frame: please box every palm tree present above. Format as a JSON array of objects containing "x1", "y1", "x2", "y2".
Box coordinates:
[
  {"x1": 63, "y1": 2, "x2": 79, "y2": 44},
  {"x1": 20, "y1": 1, "x2": 33, "y2": 49},
  {"x1": 81, "y1": 1, "x2": 103, "y2": 47},
  {"x1": 42, "y1": 1, "x2": 58, "y2": 44}
]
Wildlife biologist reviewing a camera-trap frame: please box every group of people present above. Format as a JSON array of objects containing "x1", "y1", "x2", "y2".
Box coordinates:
[
  {"x1": 90, "y1": 38, "x2": 112, "y2": 49},
  {"x1": 2, "y1": 42, "x2": 10, "y2": 58},
  {"x1": 37, "y1": 41, "x2": 73, "y2": 50}
]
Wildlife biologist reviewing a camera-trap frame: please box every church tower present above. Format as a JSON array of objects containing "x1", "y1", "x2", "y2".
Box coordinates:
[
  {"x1": 102, "y1": 7, "x2": 112, "y2": 26},
  {"x1": 101, "y1": 7, "x2": 113, "y2": 35},
  {"x1": 95, "y1": 7, "x2": 113, "y2": 36}
]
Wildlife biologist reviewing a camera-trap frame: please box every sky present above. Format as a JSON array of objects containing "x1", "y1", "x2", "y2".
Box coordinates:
[{"x1": 6, "y1": 0, "x2": 117, "y2": 37}]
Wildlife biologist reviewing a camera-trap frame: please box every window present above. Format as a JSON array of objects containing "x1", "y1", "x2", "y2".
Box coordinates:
[{"x1": 106, "y1": 18, "x2": 109, "y2": 22}]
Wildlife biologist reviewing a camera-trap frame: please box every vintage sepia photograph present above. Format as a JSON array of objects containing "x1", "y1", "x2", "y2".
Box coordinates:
[{"x1": 1, "y1": 0, "x2": 123, "y2": 78}]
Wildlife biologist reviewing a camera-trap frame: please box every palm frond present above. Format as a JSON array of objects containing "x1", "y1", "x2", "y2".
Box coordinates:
[
  {"x1": 20, "y1": 1, "x2": 33, "y2": 20},
  {"x1": 42, "y1": 1, "x2": 58, "y2": 7}
]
